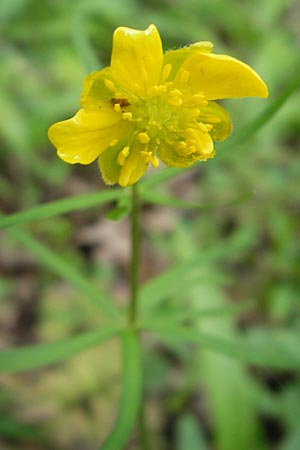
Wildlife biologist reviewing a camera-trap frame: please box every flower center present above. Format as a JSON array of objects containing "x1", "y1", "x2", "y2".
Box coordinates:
[{"x1": 105, "y1": 66, "x2": 216, "y2": 168}]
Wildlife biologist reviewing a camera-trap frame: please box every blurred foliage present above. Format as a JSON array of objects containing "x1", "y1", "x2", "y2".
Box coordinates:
[{"x1": 1, "y1": 0, "x2": 300, "y2": 449}]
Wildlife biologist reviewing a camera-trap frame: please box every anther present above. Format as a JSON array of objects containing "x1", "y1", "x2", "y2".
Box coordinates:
[
  {"x1": 122, "y1": 112, "x2": 133, "y2": 120},
  {"x1": 138, "y1": 132, "x2": 151, "y2": 144},
  {"x1": 117, "y1": 146, "x2": 130, "y2": 166},
  {"x1": 151, "y1": 154, "x2": 159, "y2": 168},
  {"x1": 141, "y1": 151, "x2": 152, "y2": 163}
]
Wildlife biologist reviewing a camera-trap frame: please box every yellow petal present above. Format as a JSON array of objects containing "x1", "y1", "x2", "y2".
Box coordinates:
[
  {"x1": 164, "y1": 41, "x2": 213, "y2": 80},
  {"x1": 110, "y1": 24, "x2": 163, "y2": 95},
  {"x1": 118, "y1": 144, "x2": 148, "y2": 187},
  {"x1": 48, "y1": 107, "x2": 129, "y2": 165},
  {"x1": 80, "y1": 67, "x2": 115, "y2": 108},
  {"x1": 199, "y1": 102, "x2": 232, "y2": 142},
  {"x1": 183, "y1": 53, "x2": 268, "y2": 100}
]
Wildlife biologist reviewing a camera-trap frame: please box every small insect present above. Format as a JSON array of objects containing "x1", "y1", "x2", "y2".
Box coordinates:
[{"x1": 110, "y1": 98, "x2": 131, "y2": 107}]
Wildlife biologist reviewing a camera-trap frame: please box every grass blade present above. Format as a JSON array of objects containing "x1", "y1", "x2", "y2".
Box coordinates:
[
  {"x1": 7, "y1": 227, "x2": 120, "y2": 318},
  {"x1": 142, "y1": 189, "x2": 251, "y2": 210},
  {"x1": 144, "y1": 324, "x2": 300, "y2": 369},
  {"x1": 101, "y1": 329, "x2": 142, "y2": 450},
  {"x1": 0, "y1": 190, "x2": 124, "y2": 229},
  {"x1": 0, "y1": 325, "x2": 120, "y2": 374}
]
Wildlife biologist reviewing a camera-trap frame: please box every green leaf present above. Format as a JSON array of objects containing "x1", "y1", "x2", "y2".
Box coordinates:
[
  {"x1": 279, "y1": 429, "x2": 300, "y2": 450},
  {"x1": 105, "y1": 194, "x2": 131, "y2": 221},
  {"x1": 142, "y1": 301, "x2": 253, "y2": 328},
  {"x1": 0, "y1": 325, "x2": 120, "y2": 374},
  {"x1": 144, "y1": 325, "x2": 300, "y2": 369},
  {"x1": 140, "y1": 229, "x2": 253, "y2": 316},
  {"x1": 0, "y1": 189, "x2": 124, "y2": 229},
  {"x1": 141, "y1": 189, "x2": 252, "y2": 211},
  {"x1": 101, "y1": 329, "x2": 142, "y2": 450},
  {"x1": 176, "y1": 414, "x2": 208, "y2": 450},
  {"x1": 7, "y1": 227, "x2": 120, "y2": 318}
]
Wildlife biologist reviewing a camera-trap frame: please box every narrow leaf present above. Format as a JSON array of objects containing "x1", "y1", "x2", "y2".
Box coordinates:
[
  {"x1": 140, "y1": 230, "x2": 252, "y2": 316},
  {"x1": 7, "y1": 227, "x2": 120, "y2": 318},
  {"x1": 142, "y1": 189, "x2": 251, "y2": 211},
  {"x1": 176, "y1": 414, "x2": 208, "y2": 450},
  {"x1": 0, "y1": 325, "x2": 120, "y2": 374},
  {"x1": 145, "y1": 325, "x2": 300, "y2": 369},
  {"x1": 101, "y1": 329, "x2": 142, "y2": 450},
  {"x1": 0, "y1": 190, "x2": 124, "y2": 229}
]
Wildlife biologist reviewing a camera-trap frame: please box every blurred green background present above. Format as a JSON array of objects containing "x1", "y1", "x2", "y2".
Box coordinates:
[{"x1": 1, "y1": 0, "x2": 300, "y2": 449}]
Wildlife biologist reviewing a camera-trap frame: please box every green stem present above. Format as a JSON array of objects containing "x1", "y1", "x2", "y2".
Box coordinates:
[{"x1": 128, "y1": 183, "x2": 141, "y2": 326}]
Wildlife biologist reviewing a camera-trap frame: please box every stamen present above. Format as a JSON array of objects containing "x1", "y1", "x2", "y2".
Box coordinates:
[
  {"x1": 113, "y1": 103, "x2": 121, "y2": 113},
  {"x1": 162, "y1": 64, "x2": 172, "y2": 82},
  {"x1": 141, "y1": 151, "x2": 152, "y2": 163},
  {"x1": 148, "y1": 85, "x2": 167, "y2": 96},
  {"x1": 117, "y1": 146, "x2": 130, "y2": 166},
  {"x1": 167, "y1": 89, "x2": 183, "y2": 106},
  {"x1": 150, "y1": 154, "x2": 159, "y2": 168},
  {"x1": 179, "y1": 70, "x2": 190, "y2": 84},
  {"x1": 205, "y1": 116, "x2": 221, "y2": 124},
  {"x1": 122, "y1": 112, "x2": 133, "y2": 120},
  {"x1": 138, "y1": 132, "x2": 150, "y2": 144}
]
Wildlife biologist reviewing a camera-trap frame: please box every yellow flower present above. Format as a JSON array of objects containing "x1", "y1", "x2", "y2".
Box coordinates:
[{"x1": 48, "y1": 24, "x2": 268, "y2": 187}]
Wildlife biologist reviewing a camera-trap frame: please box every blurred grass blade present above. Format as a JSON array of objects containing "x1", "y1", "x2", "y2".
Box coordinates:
[
  {"x1": 142, "y1": 189, "x2": 251, "y2": 210},
  {"x1": 140, "y1": 229, "x2": 253, "y2": 316},
  {"x1": 145, "y1": 325, "x2": 300, "y2": 369},
  {"x1": 143, "y1": 301, "x2": 253, "y2": 327},
  {"x1": 7, "y1": 227, "x2": 120, "y2": 318},
  {"x1": 101, "y1": 329, "x2": 142, "y2": 450},
  {"x1": 0, "y1": 190, "x2": 124, "y2": 229},
  {"x1": 279, "y1": 429, "x2": 300, "y2": 450},
  {"x1": 142, "y1": 167, "x2": 182, "y2": 189},
  {"x1": 176, "y1": 414, "x2": 208, "y2": 450},
  {"x1": 0, "y1": 325, "x2": 120, "y2": 374},
  {"x1": 71, "y1": 13, "x2": 100, "y2": 72}
]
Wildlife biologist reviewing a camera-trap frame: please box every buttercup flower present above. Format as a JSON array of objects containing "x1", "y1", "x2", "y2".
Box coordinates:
[{"x1": 48, "y1": 24, "x2": 268, "y2": 187}]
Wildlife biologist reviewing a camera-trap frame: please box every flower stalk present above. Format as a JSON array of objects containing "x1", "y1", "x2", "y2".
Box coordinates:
[{"x1": 128, "y1": 183, "x2": 141, "y2": 326}]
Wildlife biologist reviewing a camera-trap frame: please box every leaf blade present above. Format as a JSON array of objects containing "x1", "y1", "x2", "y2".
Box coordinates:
[
  {"x1": 0, "y1": 190, "x2": 124, "y2": 229},
  {"x1": 0, "y1": 325, "x2": 120, "y2": 374},
  {"x1": 101, "y1": 329, "x2": 142, "y2": 450}
]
